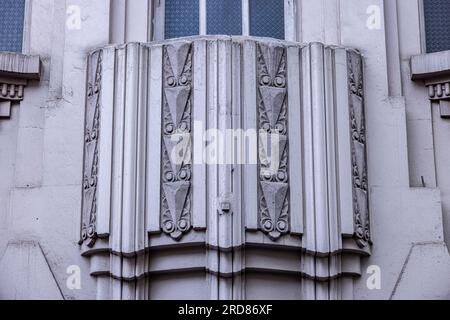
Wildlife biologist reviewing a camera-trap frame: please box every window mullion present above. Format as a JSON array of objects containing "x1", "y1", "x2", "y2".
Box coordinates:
[
  {"x1": 153, "y1": 0, "x2": 165, "y2": 41},
  {"x1": 284, "y1": 0, "x2": 296, "y2": 41},
  {"x1": 242, "y1": 0, "x2": 250, "y2": 36},
  {"x1": 199, "y1": 0, "x2": 207, "y2": 35}
]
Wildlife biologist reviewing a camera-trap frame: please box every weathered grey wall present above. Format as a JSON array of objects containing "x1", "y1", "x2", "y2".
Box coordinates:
[{"x1": 0, "y1": 0, "x2": 449, "y2": 300}]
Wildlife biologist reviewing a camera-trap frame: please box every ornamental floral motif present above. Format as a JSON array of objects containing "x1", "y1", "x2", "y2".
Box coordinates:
[
  {"x1": 348, "y1": 51, "x2": 371, "y2": 248},
  {"x1": 80, "y1": 51, "x2": 103, "y2": 247},
  {"x1": 257, "y1": 43, "x2": 290, "y2": 241}
]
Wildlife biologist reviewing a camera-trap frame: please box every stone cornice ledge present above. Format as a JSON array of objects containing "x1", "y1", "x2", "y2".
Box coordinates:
[
  {"x1": 411, "y1": 50, "x2": 450, "y2": 81},
  {"x1": 0, "y1": 52, "x2": 41, "y2": 118},
  {"x1": 411, "y1": 50, "x2": 450, "y2": 117}
]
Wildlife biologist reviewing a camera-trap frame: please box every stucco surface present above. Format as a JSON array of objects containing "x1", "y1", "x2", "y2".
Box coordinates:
[{"x1": 0, "y1": 0, "x2": 449, "y2": 300}]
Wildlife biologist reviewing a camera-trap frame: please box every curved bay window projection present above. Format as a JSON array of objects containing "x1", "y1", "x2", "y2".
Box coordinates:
[
  {"x1": 423, "y1": 0, "x2": 450, "y2": 53},
  {"x1": 80, "y1": 0, "x2": 370, "y2": 300},
  {"x1": 0, "y1": 0, "x2": 26, "y2": 52},
  {"x1": 160, "y1": 0, "x2": 286, "y2": 40},
  {"x1": 80, "y1": 37, "x2": 371, "y2": 300}
]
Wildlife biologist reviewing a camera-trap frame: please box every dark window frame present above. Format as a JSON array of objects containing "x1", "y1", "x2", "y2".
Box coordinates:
[
  {"x1": 159, "y1": 0, "x2": 292, "y2": 41},
  {"x1": 423, "y1": 0, "x2": 450, "y2": 53}
]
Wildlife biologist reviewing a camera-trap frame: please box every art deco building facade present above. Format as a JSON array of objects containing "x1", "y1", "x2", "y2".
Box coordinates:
[{"x1": 0, "y1": 0, "x2": 449, "y2": 300}]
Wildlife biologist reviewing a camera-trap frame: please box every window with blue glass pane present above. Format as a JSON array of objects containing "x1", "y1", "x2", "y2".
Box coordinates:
[
  {"x1": 250, "y1": 0, "x2": 284, "y2": 40},
  {"x1": 207, "y1": 0, "x2": 242, "y2": 36},
  {"x1": 165, "y1": 0, "x2": 200, "y2": 39},
  {"x1": 424, "y1": 0, "x2": 450, "y2": 53},
  {"x1": 0, "y1": 0, "x2": 26, "y2": 52}
]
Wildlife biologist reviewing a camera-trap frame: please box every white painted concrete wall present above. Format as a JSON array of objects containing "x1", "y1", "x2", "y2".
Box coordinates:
[{"x1": 0, "y1": 0, "x2": 449, "y2": 300}]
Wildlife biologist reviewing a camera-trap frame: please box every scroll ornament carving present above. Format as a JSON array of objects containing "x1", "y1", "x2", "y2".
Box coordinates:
[
  {"x1": 348, "y1": 52, "x2": 371, "y2": 249},
  {"x1": 257, "y1": 44, "x2": 290, "y2": 241},
  {"x1": 161, "y1": 42, "x2": 193, "y2": 241},
  {"x1": 80, "y1": 51, "x2": 103, "y2": 247}
]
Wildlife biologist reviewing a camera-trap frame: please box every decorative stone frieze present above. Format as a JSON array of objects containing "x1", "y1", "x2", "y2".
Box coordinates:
[
  {"x1": 0, "y1": 52, "x2": 41, "y2": 118},
  {"x1": 426, "y1": 80, "x2": 450, "y2": 101},
  {"x1": 80, "y1": 51, "x2": 102, "y2": 247},
  {"x1": 0, "y1": 78, "x2": 27, "y2": 101},
  {"x1": 348, "y1": 50, "x2": 371, "y2": 249},
  {"x1": 80, "y1": 37, "x2": 370, "y2": 300}
]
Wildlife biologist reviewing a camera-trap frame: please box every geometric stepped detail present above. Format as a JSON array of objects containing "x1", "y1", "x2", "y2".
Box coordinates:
[
  {"x1": 166, "y1": 42, "x2": 192, "y2": 78},
  {"x1": 162, "y1": 181, "x2": 191, "y2": 241},
  {"x1": 80, "y1": 50, "x2": 103, "y2": 247},
  {"x1": 0, "y1": 52, "x2": 41, "y2": 119},
  {"x1": 161, "y1": 42, "x2": 194, "y2": 241},
  {"x1": 348, "y1": 50, "x2": 371, "y2": 248},
  {"x1": 163, "y1": 133, "x2": 191, "y2": 175},
  {"x1": 165, "y1": 86, "x2": 191, "y2": 127},
  {"x1": 259, "y1": 86, "x2": 286, "y2": 127},
  {"x1": 259, "y1": 132, "x2": 288, "y2": 176}
]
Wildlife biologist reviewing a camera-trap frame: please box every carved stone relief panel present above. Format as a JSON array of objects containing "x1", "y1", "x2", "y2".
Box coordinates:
[
  {"x1": 0, "y1": 78, "x2": 27, "y2": 101},
  {"x1": 256, "y1": 43, "x2": 290, "y2": 241},
  {"x1": 160, "y1": 42, "x2": 193, "y2": 240},
  {"x1": 348, "y1": 51, "x2": 371, "y2": 249},
  {"x1": 410, "y1": 51, "x2": 450, "y2": 118},
  {"x1": 80, "y1": 51, "x2": 102, "y2": 247}
]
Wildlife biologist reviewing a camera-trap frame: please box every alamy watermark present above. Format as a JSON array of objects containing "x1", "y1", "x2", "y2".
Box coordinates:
[
  {"x1": 366, "y1": 5, "x2": 382, "y2": 30},
  {"x1": 66, "y1": 5, "x2": 81, "y2": 30},
  {"x1": 366, "y1": 265, "x2": 381, "y2": 290},
  {"x1": 66, "y1": 265, "x2": 81, "y2": 290},
  {"x1": 167, "y1": 121, "x2": 285, "y2": 173}
]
